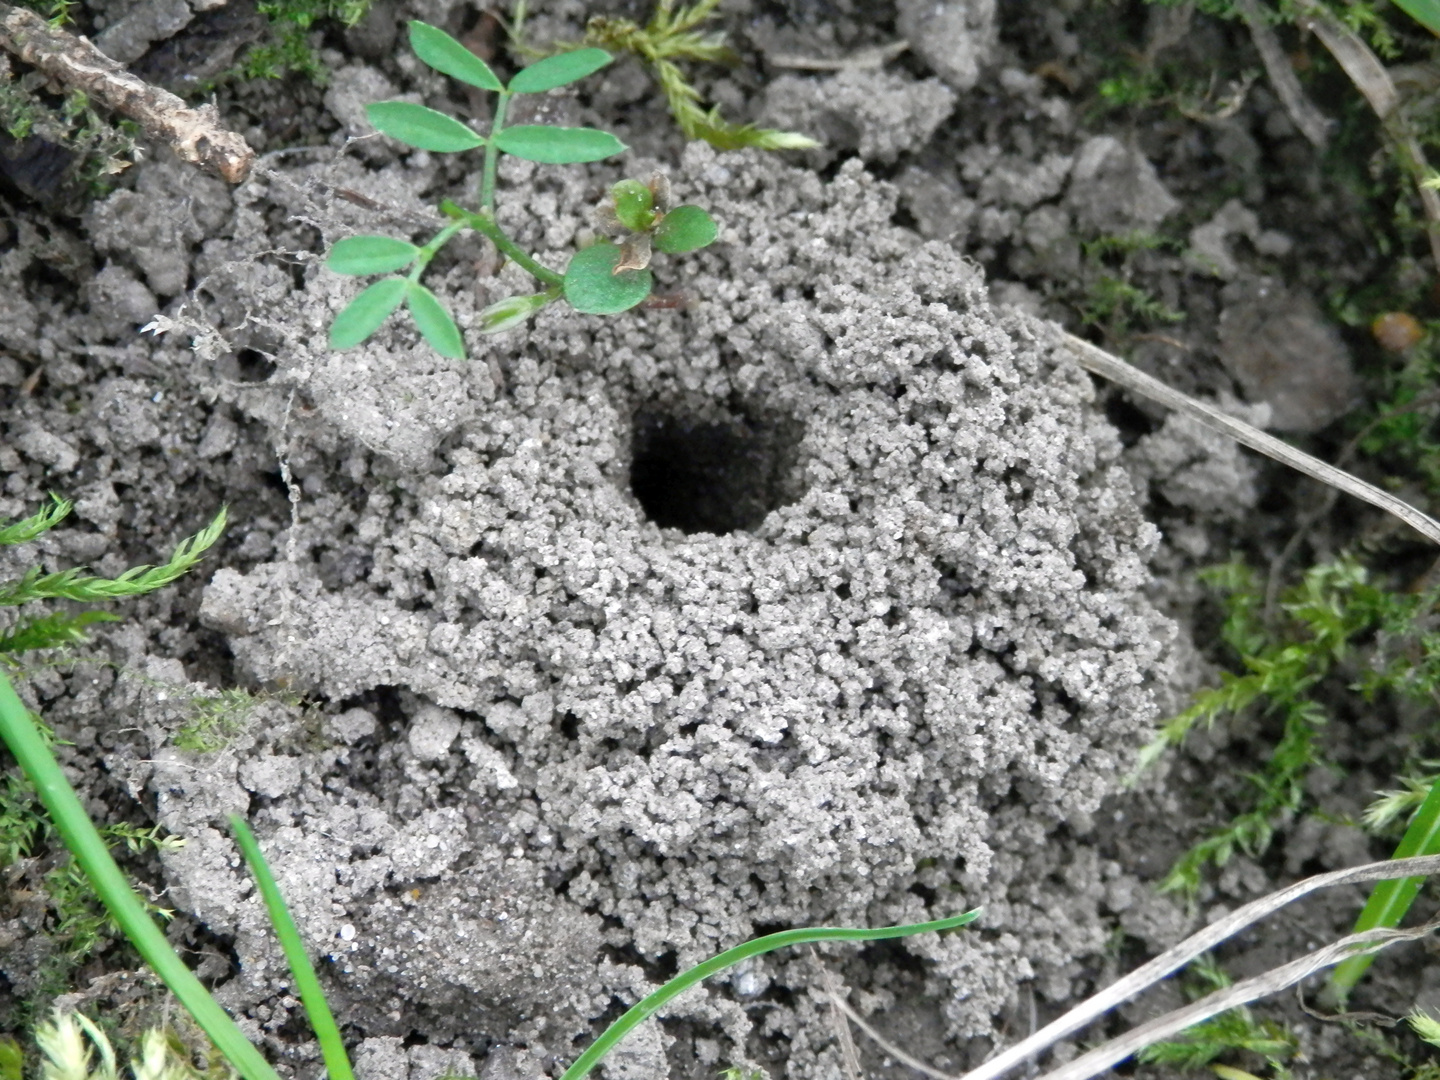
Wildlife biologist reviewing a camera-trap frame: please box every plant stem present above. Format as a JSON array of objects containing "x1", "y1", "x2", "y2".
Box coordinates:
[
  {"x1": 408, "y1": 219, "x2": 469, "y2": 283},
  {"x1": 0, "y1": 668, "x2": 283, "y2": 1080},
  {"x1": 480, "y1": 89, "x2": 511, "y2": 213},
  {"x1": 466, "y1": 210, "x2": 565, "y2": 287}
]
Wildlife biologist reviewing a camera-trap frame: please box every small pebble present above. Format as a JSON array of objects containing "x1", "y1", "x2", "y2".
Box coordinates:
[{"x1": 1371, "y1": 311, "x2": 1424, "y2": 352}]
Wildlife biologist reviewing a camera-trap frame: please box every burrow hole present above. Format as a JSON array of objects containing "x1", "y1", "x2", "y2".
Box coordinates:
[{"x1": 628, "y1": 402, "x2": 806, "y2": 536}]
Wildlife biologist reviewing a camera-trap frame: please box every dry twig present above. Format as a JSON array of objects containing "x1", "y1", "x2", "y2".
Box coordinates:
[
  {"x1": 0, "y1": 2, "x2": 254, "y2": 182},
  {"x1": 1037, "y1": 915, "x2": 1440, "y2": 1080},
  {"x1": 811, "y1": 952, "x2": 864, "y2": 1080},
  {"x1": 820, "y1": 858, "x2": 1440, "y2": 1080}
]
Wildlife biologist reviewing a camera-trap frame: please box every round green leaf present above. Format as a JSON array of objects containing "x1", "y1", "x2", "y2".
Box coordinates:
[
  {"x1": 406, "y1": 284, "x2": 466, "y2": 359},
  {"x1": 479, "y1": 292, "x2": 556, "y2": 333},
  {"x1": 408, "y1": 21, "x2": 504, "y2": 92},
  {"x1": 326, "y1": 236, "x2": 420, "y2": 275},
  {"x1": 564, "y1": 242, "x2": 653, "y2": 315},
  {"x1": 507, "y1": 48, "x2": 613, "y2": 94},
  {"x1": 330, "y1": 277, "x2": 408, "y2": 349},
  {"x1": 611, "y1": 179, "x2": 655, "y2": 232},
  {"x1": 366, "y1": 101, "x2": 485, "y2": 152},
  {"x1": 653, "y1": 205, "x2": 718, "y2": 254},
  {"x1": 493, "y1": 125, "x2": 625, "y2": 164}
]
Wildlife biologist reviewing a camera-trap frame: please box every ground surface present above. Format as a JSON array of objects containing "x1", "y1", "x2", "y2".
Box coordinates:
[{"x1": 1, "y1": 0, "x2": 1439, "y2": 1078}]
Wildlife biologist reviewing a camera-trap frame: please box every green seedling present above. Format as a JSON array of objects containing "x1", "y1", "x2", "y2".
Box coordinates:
[{"x1": 327, "y1": 20, "x2": 718, "y2": 359}]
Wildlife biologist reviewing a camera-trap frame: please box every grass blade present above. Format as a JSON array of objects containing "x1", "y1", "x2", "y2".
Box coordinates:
[
  {"x1": 1393, "y1": 0, "x2": 1440, "y2": 36},
  {"x1": 230, "y1": 817, "x2": 356, "y2": 1080},
  {"x1": 559, "y1": 909, "x2": 980, "y2": 1080},
  {"x1": 0, "y1": 670, "x2": 282, "y2": 1080},
  {"x1": 1327, "y1": 771, "x2": 1440, "y2": 998}
]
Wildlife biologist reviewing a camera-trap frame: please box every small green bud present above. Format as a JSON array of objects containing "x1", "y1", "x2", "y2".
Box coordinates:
[
  {"x1": 479, "y1": 291, "x2": 557, "y2": 333},
  {"x1": 612, "y1": 179, "x2": 656, "y2": 232}
]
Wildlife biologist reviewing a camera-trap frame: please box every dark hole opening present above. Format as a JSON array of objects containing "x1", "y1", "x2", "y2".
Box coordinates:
[
  {"x1": 235, "y1": 349, "x2": 277, "y2": 383},
  {"x1": 628, "y1": 404, "x2": 804, "y2": 535}
]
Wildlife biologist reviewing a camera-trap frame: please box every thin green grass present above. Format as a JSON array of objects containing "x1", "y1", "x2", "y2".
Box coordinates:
[
  {"x1": 229, "y1": 817, "x2": 354, "y2": 1080},
  {"x1": 1328, "y1": 771, "x2": 1440, "y2": 998},
  {"x1": 0, "y1": 669, "x2": 283, "y2": 1080}
]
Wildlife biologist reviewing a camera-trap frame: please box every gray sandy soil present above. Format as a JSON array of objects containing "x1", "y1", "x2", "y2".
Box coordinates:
[{"x1": 1, "y1": 1, "x2": 1436, "y2": 1077}]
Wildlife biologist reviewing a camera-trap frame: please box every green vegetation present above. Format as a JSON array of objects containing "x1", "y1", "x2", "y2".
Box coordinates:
[
  {"x1": 1142, "y1": 552, "x2": 1440, "y2": 1011},
  {"x1": 171, "y1": 687, "x2": 262, "y2": 752},
  {"x1": 1139, "y1": 956, "x2": 1298, "y2": 1077},
  {"x1": 1142, "y1": 558, "x2": 1440, "y2": 894},
  {"x1": 0, "y1": 78, "x2": 137, "y2": 191},
  {"x1": 0, "y1": 489, "x2": 982, "y2": 1080},
  {"x1": 0, "y1": 675, "x2": 982, "y2": 1080},
  {"x1": 235, "y1": 0, "x2": 370, "y2": 83},
  {"x1": 327, "y1": 20, "x2": 719, "y2": 358},
  {"x1": 27, "y1": 1009, "x2": 205, "y2": 1080},
  {"x1": 0, "y1": 497, "x2": 225, "y2": 1015},
  {"x1": 1329, "y1": 762, "x2": 1440, "y2": 997},
  {"x1": 1077, "y1": 232, "x2": 1185, "y2": 337},
  {"x1": 576, "y1": 0, "x2": 817, "y2": 152}
]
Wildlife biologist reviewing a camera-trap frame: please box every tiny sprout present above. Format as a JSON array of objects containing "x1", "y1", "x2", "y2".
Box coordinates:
[
  {"x1": 596, "y1": 172, "x2": 719, "y2": 275},
  {"x1": 325, "y1": 21, "x2": 719, "y2": 357}
]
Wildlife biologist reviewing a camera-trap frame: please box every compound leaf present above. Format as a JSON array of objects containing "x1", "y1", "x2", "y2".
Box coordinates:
[
  {"x1": 366, "y1": 101, "x2": 485, "y2": 152},
  {"x1": 508, "y1": 48, "x2": 612, "y2": 94},
  {"x1": 407, "y1": 285, "x2": 466, "y2": 359},
  {"x1": 330, "y1": 277, "x2": 409, "y2": 348},
  {"x1": 564, "y1": 242, "x2": 652, "y2": 315},
  {"x1": 494, "y1": 125, "x2": 625, "y2": 164},
  {"x1": 653, "y1": 205, "x2": 717, "y2": 254},
  {"x1": 326, "y1": 236, "x2": 420, "y2": 275},
  {"x1": 408, "y1": 21, "x2": 504, "y2": 92}
]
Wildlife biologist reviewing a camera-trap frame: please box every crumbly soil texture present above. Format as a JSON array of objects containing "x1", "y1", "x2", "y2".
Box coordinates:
[{"x1": 1, "y1": 0, "x2": 1438, "y2": 1078}]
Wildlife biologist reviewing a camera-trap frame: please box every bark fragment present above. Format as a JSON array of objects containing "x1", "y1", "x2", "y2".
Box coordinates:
[{"x1": 0, "y1": 2, "x2": 253, "y2": 183}]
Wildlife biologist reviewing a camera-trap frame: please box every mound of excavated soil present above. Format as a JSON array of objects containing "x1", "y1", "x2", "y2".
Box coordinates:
[{"x1": 41, "y1": 138, "x2": 1176, "y2": 1076}]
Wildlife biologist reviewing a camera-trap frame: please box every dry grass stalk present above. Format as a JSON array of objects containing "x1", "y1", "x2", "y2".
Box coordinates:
[{"x1": 1057, "y1": 328, "x2": 1440, "y2": 546}]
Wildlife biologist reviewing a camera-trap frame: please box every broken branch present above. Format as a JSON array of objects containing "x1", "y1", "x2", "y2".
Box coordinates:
[{"x1": 0, "y1": 2, "x2": 254, "y2": 183}]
